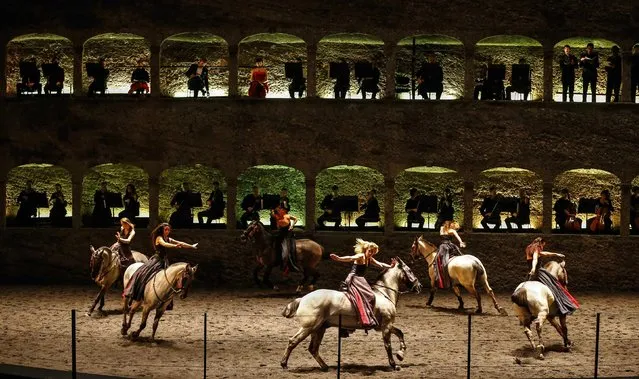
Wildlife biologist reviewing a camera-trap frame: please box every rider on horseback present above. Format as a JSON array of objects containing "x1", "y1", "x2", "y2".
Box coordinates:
[
  {"x1": 110, "y1": 218, "x2": 136, "y2": 271},
  {"x1": 433, "y1": 220, "x2": 465, "y2": 289},
  {"x1": 271, "y1": 206, "x2": 297, "y2": 272}
]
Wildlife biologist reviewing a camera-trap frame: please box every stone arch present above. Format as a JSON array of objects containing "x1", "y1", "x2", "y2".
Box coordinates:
[
  {"x1": 160, "y1": 33, "x2": 229, "y2": 97},
  {"x1": 159, "y1": 165, "x2": 226, "y2": 227},
  {"x1": 82, "y1": 164, "x2": 149, "y2": 227},
  {"x1": 238, "y1": 33, "x2": 306, "y2": 98},
  {"x1": 475, "y1": 35, "x2": 543, "y2": 101},
  {"x1": 315, "y1": 165, "x2": 384, "y2": 229},
  {"x1": 317, "y1": 33, "x2": 386, "y2": 99},
  {"x1": 475, "y1": 167, "x2": 543, "y2": 230},
  {"x1": 6, "y1": 33, "x2": 74, "y2": 96},
  {"x1": 82, "y1": 33, "x2": 151, "y2": 94},
  {"x1": 396, "y1": 35, "x2": 464, "y2": 100},
  {"x1": 553, "y1": 169, "x2": 621, "y2": 233},
  {"x1": 553, "y1": 37, "x2": 621, "y2": 103},
  {"x1": 6, "y1": 163, "x2": 72, "y2": 227},
  {"x1": 394, "y1": 166, "x2": 463, "y2": 230}
]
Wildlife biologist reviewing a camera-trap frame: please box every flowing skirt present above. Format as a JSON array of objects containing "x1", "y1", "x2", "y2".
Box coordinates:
[
  {"x1": 123, "y1": 254, "x2": 167, "y2": 301},
  {"x1": 433, "y1": 240, "x2": 461, "y2": 289},
  {"x1": 536, "y1": 267, "x2": 580, "y2": 315},
  {"x1": 110, "y1": 241, "x2": 133, "y2": 268},
  {"x1": 343, "y1": 272, "x2": 378, "y2": 329}
]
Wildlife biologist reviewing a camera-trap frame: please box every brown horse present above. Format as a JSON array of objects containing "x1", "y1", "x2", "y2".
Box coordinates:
[{"x1": 240, "y1": 220, "x2": 325, "y2": 292}]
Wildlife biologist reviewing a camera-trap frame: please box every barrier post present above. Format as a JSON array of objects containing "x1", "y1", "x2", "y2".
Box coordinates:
[
  {"x1": 204, "y1": 312, "x2": 207, "y2": 379},
  {"x1": 72, "y1": 309, "x2": 77, "y2": 379},
  {"x1": 594, "y1": 312, "x2": 600, "y2": 378},
  {"x1": 467, "y1": 314, "x2": 471, "y2": 379},
  {"x1": 337, "y1": 314, "x2": 342, "y2": 379}
]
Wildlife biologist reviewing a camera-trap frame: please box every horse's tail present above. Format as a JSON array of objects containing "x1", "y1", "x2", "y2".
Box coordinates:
[
  {"x1": 511, "y1": 286, "x2": 529, "y2": 309},
  {"x1": 473, "y1": 258, "x2": 489, "y2": 289},
  {"x1": 282, "y1": 298, "x2": 302, "y2": 318}
]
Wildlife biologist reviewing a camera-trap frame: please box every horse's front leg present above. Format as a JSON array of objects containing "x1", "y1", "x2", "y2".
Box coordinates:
[
  {"x1": 124, "y1": 300, "x2": 141, "y2": 336},
  {"x1": 308, "y1": 268, "x2": 320, "y2": 292},
  {"x1": 426, "y1": 276, "x2": 436, "y2": 306},
  {"x1": 98, "y1": 288, "x2": 106, "y2": 311},
  {"x1": 281, "y1": 326, "x2": 313, "y2": 369},
  {"x1": 253, "y1": 263, "x2": 264, "y2": 287},
  {"x1": 296, "y1": 268, "x2": 309, "y2": 294},
  {"x1": 382, "y1": 326, "x2": 399, "y2": 370},
  {"x1": 263, "y1": 264, "x2": 276, "y2": 290},
  {"x1": 390, "y1": 326, "x2": 406, "y2": 361},
  {"x1": 121, "y1": 296, "x2": 129, "y2": 335},
  {"x1": 87, "y1": 286, "x2": 105, "y2": 316},
  {"x1": 308, "y1": 327, "x2": 329, "y2": 371},
  {"x1": 131, "y1": 306, "x2": 151, "y2": 340},
  {"x1": 151, "y1": 306, "x2": 167, "y2": 342}
]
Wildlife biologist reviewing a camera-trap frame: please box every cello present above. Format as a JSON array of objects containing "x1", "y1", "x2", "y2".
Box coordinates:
[
  {"x1": 564, "y1": 201, "x2": 582, "y2": 231},
  {"x1": 589, "y1": 201, "x2": 609, "y2": 233}
]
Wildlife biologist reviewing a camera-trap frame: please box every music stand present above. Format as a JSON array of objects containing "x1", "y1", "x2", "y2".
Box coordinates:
[
  {"x1": 499, "y1": 197, "x2": 519, "y2": 214},
  {"x1": 33, "y1": 192, "x2": 48, "y2": 219},
  {"x1": 417, "y1": 195, "x2": 438, "y2": 229},
  {"x1": 335, "y1": 196, "x2": 359, "y2": 227},
  {"x1": 354, "y1": 61, "x2": 373, "y2": 79},
  {"x1": 578, "y1": 198, "x2": 598, "y2": 221},
  {"x1": 19, "y1": 61, "x2": 38, "y2": 78},
  {"x1": 105, "y1": 192, "x2": 123, "y2": 221},
  {"x1": 487, "y1": 64, "x2": 506, "y2": 81},
  {"x1": 284, "y1": 62, "x2": 303, "y2": 79},
  {"x1": 329, "y1": 62, "x2": 349, "y2": 79},
  {"x1": 85, "y1": 62, "x2": 100, "y2": 78},
  {"x1": 41, "y1": 64, "x2": 55, "y2": 77},
  {"x1": 511, "y1": 64, "x2": 530, "y2": 87},
  {"x1": 188, "y1": 192, "x2": 203, "y2": 208},
  {"x1": 262, "y1": 194, "x2": 281, "y2": 209}
]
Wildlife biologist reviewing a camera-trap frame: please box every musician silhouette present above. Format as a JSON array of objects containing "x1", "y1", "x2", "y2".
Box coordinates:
[
  {"x1": 198, "y1": 181, "x2": 225, "y2": 225},
  {"x1": 405, "y1": 188, "x2": 424, "y2": 229},
  {"x1": 49, "y1": 183, "x2": 67, "y2": 227},
  {"x1": 630, "y1": 186, "x2": 639, "y2": 233},
  {"x1": 504, "y1": 189, "x2": 530, "y2": 231},
  {"x1": 480, "y1": 186, "x2": 502, "y2": 230},
  {"x1": 169, "y1": 182, "x2": 195, "y2": 228},
  {"x1": 579, "y1": 43, "x2": 599, "y2": 103},
  {"x1": 355, "y1": 189, "x2": 380, "y2": 229},
  {"x1": 317, "y1": 185, "x2": 341, "y2": 229},
  {"x1": 16, "y1": 180, "x2": 37, "y2": 226},
  {"x1": 416, "y1": 53, "x2": 444, "y2": 100},
  {"x1": 240, "y1": 185, "x2": 262, "y2": 229},
  {"x1": 435, "y1": 187, "x2": 455, "y2": 230},
  {"x1": 586, "y1": 190, "x2": 613, "y2": 233},
  {"x1": 559, "y1": 45, "x2": 578, "y2": 102},
  {"x1": 92, "y1": 181, "x2": 112, "y2": 227},
  {"x1": 553, "y1": 188, "x2": 580, "y2": 232}
]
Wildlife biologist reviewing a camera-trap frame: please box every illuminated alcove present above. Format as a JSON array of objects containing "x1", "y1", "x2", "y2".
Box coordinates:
[
  {"x1": 238, "y1": 33, "x2": 306, "y2": 99},
  {"x1": 396, "y1": 35, "x2": 464, "y2": 100},
  {"x1": 82, "y1": 164, "x2": 149, "y2": 227},
  {"x1": 632, "y1": 175, "x2": 639, "y2": 233},
  {"x1": 473, "y1": 167, "x2": 543, "y2": 230},
  {"x1": 5, "y1": 34, "x2": 74, "y2": 96},
  {"x1": 160, "y1": 33, "x2": 228, "y2": 97},
  {"x1": 317, "y1": 33, "x2": 386, "y2": 99},
  {"x1": 159, "y1": 165, "x2": 226, "y2": 226},
  {"x1": 475, "y1": 35, "x2": 543, "y2": 101},
  {"x1": 315, "y1": 165, "x2": 384, "y2": 229},
  {"x1": 394, "y1": 166, "x2": 463, "y2": 229},
  {"x1": 553, "y1": 37, "x2": 620, "y2": 103},
  {"x1": 82, "y1": 33, "x2": 151, "y2": 94},
  {"x1": 553, "y1": 169, "x2": 621, "y2": 233},
  {"x1": 6, "y1": 164, "x2": 72, "y2": 227},
  {"x1": 236, "y1": 165, "x2": 305, "y2": 227}
]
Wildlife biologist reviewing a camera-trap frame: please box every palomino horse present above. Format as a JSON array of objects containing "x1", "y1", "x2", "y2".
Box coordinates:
[
  {"x1": 410, "y1": 236, "x2": 506, "y2": 315},
  {"x1": 281, "y1": 258, "x2": 422, "y2": 371},
  {"x1": 121, "y1": 262, "x2": 197, "y2": 340},
  {"x1": 87, "y1": 245, "x2": 148, "y2": 316},
  {"x1": 240, "y1": 220, "x2": 325, "y2": 292},
  {"x1": 511, "y1": 260, "x2": 572, "y2": 359}
]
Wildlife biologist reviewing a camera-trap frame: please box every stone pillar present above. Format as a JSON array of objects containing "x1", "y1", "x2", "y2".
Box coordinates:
[
  {"x1": 228, "y1": 44, "x2": 239, "y2": 97},
  {"x1": 305, "y1": 177, "x2": 316, "y2": 232},
  {"x1": 150, "y1": 44, "x2": 161, "y2": 97},
  {"x1": 148, "y1": 175, "x2": 160, "y2": 227},
  {"x1": 384, "y1": 42, "x2": 397, "y2": 99},
  {"x1": 0, "y1": 36, "x2": 6, "y2": 97},
  {"x1": 620, "y1": 183, "x2": 631, "y2": 237},
  {"x1": 384, "y1": 178, "x2": 395, "y2": 235},
  {"x1": 73, "y1": 44, "x2": 83, "y2": 96},
  {"x1": 72, "y1": 173, "x2": 83, "y2": 228},
  {"x1": 306, "y1": 43, "x2": 317, "y2": 98},
  {"x1": 543, "y1": 46, "x2": 555, "y2": 102},
  {"x1": 622, "y1": 50, "x2": 632, "y2": 103},
  {"x1": 0, "y1": 179, "x2": 6, "y2": 229},
  {"x1": 463, "y1": 45, "x2": 475, "y2": 100},
  {"x1": 542, "y1": 182, "x2": 553, "y2": 234},
  {"x1": 463, "y1": 181, "x2": 474, "y2": 232},
  {"x1": 226, "y1": 177, "x2": 238, "y2": 230}
]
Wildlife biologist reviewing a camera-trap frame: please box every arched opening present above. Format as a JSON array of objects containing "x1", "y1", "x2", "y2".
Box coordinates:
[
  {"x1": 553, "y1": 38, "x2": 620, "y2": 103},
  {"x1": 553, "y1": 169, "x2": 620, "y2": 234},
  {"x1": 474, "y1": 167, "x2": 542, "y2": 231},
  {"x1": 160, "y1": 33, "x2": 229, "y2": 98},
  {"x1": 236, "y1": 165, "x2": 305, "y2": 229},
  {"x1": 82, "y1": 164, "x2": 149, "y2": 228},
  {"x1": 159, "y1": 165, "x2": 226, "y2": 229},
  {"x1": 6, "y1": 164, "x2": 72, "y2": 227},
  {"x1": 396, "y1": 35, "x2": 464, "y2": 100},
  {"x1": 631, "y1": 175, "x2": 639, "y2": 234},
  {"x1": 238, "y1": 33, "x2": 306, "y2": 99},
  {"x1": 317, "y1": 33, "x2": 385, "y2": 99},
  {"x1": 475, "y1": 35, "x2": 543, "y2": 101},
  {"x1": 82, "y1": 33, "x2": 151, "y2": 95},
  {"x1": 6, "y1": 33, "x2": 73, "y2": 96},
  {"x1": 315, "y1": 165, "x2": 384, "y2": 230},
  {"x1": 394, "y1": 166, "x2": 463, "y2": 230}
]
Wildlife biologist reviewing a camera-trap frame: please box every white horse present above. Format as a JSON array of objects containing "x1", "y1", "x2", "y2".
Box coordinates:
[
  {"x1": 280, "y1": 258, "x2": 422, "y2": 371},
  {"x1": 87, "y1": 245, "x2": 148, "y2": 316},
  {"x1": 511, "y1": 260, "x2": 572, "y2": 359},
  {"x1": 121, "y1": 262, "x2": 197, "y2": 340},
  {"x1": 410, "y1": 236, "x2": 506, "y2": 315}
]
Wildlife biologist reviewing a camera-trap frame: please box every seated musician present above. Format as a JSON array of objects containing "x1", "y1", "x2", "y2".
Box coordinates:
[
  {"x1": 128, "y1": 59, "x2": 150, "y2": 96},
  {"x1": 288, "y1": 57, "x2": 306, "y2": 98},
  {"x1": 15, "y1": 180, "x2": 37, "y2": 226},
  {"x1": 49, "y1": 183, "x2": 67, "y2": 227},
  {"x1": 248, "y1": 57, "x2": 269, "y2": 98},
  {"x1": 16, "y1": 59, "x2": 42, "y2": 96},
  {"x1": 355, "y1": 190, "x2": 380, "y2": 229},
  {"x1": 118, "y1": 183, "x2": 140, "y2": 222},
  {"x1": 405, "y1": 188, "x2": 424, "y2": 229},
  {"x1": 185, "y1": 58, "x2": 209, "y2": 98},
  {"x1": 270, "y1": 188, "x2": 291, "y2": 230},
  {"x1": 416, "y1": 53, "x2": 444, "y2": 100},
  {"x1": 505, "y1": 58, "x2": 531, "y2": 101},
  {"x1": 271, "y1": 205, "x2": 298, "y2": 271},
  {"x1": 357, "y1": 62, "x2": 381, "y2": 100},
  {"x1": 92, "y1": 181, "x2": 112, "y2": 227},
  {"x1": 43, "y1": 56, "x2": 64, "y2": 95},
  {"x1": 505, "y1": 189, "x2": 530, "y2": 231},
  {"x1": 198, "y1": 181, "x2": 225, "y2": 225},
  {"x1": 435, "y1": 187, "x2": 455, "y2": 230},
  {"x1": 240, "y1": 185, "x2": 262, "y2": 229},
  {"x1": 553, "y1": 188, "x2": 580, "y2": 232},
  {"x1": 473, "y1": 64, "x2": 488, "y2": 100},
  {"x1": 631, "y1": 186, "x2": 639, "y2": 234},
  {"x1": 587, "y1": 190, "x2": 613, "y2": 234},
  {"x1": 88, "y1": 58, "x2": 109, "y2": 96},
  {"x1": 479, "y1": 186, "x2": 502, "y2": 230},
  {"x1": 169, "y1": 182, "x2": 195, "y2": 229},
  {"x1": 333, "y1": 59, "x2": 350, "y2": 99},
  {"x1": 317, "y1": 185, "x2": 341, "y2": 229}
]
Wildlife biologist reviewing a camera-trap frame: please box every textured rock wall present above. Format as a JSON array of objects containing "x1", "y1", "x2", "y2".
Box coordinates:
[{"x1": 5, "y1": 164, "x2": 72, "y2": 218}]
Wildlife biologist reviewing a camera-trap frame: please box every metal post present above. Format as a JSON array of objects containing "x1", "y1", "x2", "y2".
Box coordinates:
[
  {"x1": 72, "y1": 309, "x2": 77, "y2": 379},
  {"x1": 204, "y1": 312, "x2": 207, "y2": 379},
  {"x1": 337, "y1": 314, "x2": 342, "y2": 379},
  {"x1": 594, "y1": 312, "x2": 600, "y2": 378},
  {"x1": 467, "y1": 314, "x2": 471, "y2": 379}
]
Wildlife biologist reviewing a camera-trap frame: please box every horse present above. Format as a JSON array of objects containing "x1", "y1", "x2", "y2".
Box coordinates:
[
  {"x1": 87, "y1": 245, "x2": 148, "y2": 316},
  {"x1": 240, "y1": 220, "x2": 325, "y2": 292},
  {"x1": 409, "y1": 235, "x2": 506, "y2": 315},
  {"x1": 511, "y1": 260, "x2": 572, "y2": 359},
  {"x1": 280, "y1": 258, "x2": 422, "y2": 371},
  {"x1": 120, "y1": 262, "x2": 197, "y2": 340}
]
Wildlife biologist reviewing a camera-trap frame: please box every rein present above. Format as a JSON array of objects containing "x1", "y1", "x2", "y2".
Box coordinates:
[{"x1": 152, "y1": 267, "x2": 184, "y2": 305}]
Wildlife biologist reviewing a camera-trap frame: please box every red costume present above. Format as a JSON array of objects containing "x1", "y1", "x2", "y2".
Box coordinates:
[{"x1": 248, "y1": 67, "x2": 268, "y2": 98}]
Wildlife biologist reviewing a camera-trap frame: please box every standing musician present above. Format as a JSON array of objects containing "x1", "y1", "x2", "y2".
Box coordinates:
[
  {"x1": 128, "y1": 59, "x2": 150, "y2": 96},
  {"x1": 505, "y1": 189, "x2": 531, "y2": 231},
  {"x1": 416, "y1": 53, "x2": 444, "y2": 100},
  {"x1": 587, "y1": 190, "x2": 613, "y2": 234},
  {"x1": 185, "y1": 58, "x2": 209, "y2": 98},
  {"x1": 198, "y1": 181, "x2": 225, "y2": 225},
  {"x1": 240, "y1": 185, "x2": 262, "y2": 229},
  {"x1": 405, "y1": 188, "x2": 424, "y2": 229},
  {"x1": 435, "y1": 187, "x2": 455, "y2": 230},
  {"x1": 49, "y1": 183, "x2": 67, "y2": 227},
  {"x1": 333, "y1": 59, "x2": 350, "y2": 99},
  {"x1": 632, "y1": 45, "x2": 639, "y2": 103},
  {"x1": 631, "y1": 186, "x2": 639, "y2": 233},
  {"x1": 169, "y1": 182, "x2": 195, "y2": 229},
  {"x1": 579, "y1": 43, "x2": 599, "y2": 103},
  {"x1": 604, "y1": 46, "x2": 622, "y2": 103},
  {"x1": 16, "y1": 180, "x2": 37, "y2": 226},
  {"x1": 248, "y1": 57, "x2": 269, "y2": 98},
  {"x1": 355, "y1": 189, "x2": 380, "y2": 229},
  {"x1": 271, "y1": 205, "x2": 298, "y2": 271},
  {"x1": 87, "y1": 58, "x2": 109, "y2": 96},
  {"x1": 553, "y1": 188, "x2": 581, "y2": 232},
  {"x1": 119, "y1": 184, "x2": 140, "y2": 222},
  {"x1": 480, "y1": 186, "x2": 502, "y2": 230},
  {"x1": 317, "y1": 185, "x2": 341, "y2": 229},
  {"x1": 92, "y1": 181, "x2": 112, "y2": 227},
  {"x1": 505, "y1": 58, "x2": 531, "y2": 101},
  {"x1": 559, "y1": 45, "x2": 578, "y2": 102},
  {"x1": 288, "y1": 57, "x2": 306, "y2": 98},
  {"x1": 43, "y1": 56, "x2": 64, "y2": 95}
]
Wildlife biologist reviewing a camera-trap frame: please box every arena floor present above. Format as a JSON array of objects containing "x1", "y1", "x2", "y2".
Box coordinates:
[{"x1": 0, "y1": 285, "x2": 637, "y2": 379}]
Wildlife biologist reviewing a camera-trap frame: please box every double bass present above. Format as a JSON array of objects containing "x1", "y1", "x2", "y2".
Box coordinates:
[{"x1": 589, "y1": 202, "x2": 609, "y2": 233}]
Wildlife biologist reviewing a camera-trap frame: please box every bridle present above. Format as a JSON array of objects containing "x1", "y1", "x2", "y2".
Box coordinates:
[
  {"x1": 90, "y1": 247, "x2": 117, "y2": 280},
  {"x1": 410, "y1": 238, "x2": 437, "y2": 268},
  {"x1": 152, "y1": 265, "x2": 191, "y2": 304}
]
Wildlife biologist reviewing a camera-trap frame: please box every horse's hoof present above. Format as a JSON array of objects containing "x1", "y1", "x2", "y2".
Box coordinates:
[
  {"x1": 498, "y1": 307, "x2": 508, "y2": 316},
  {"x1": 273, "y1": 285, "x2": 280, "y2": 291},
  {"x1": 475, "y1": 308, "x2": 483, "y2": 314},
  {"x1": 280, "y1": 362, "x2": 288, "y2": 370},
  {"x1": 393, "y1": 364, "x2": 401, "y2": 371},
  {"x1": 320, "y1": 364, "x2": 329, "y2": 372},
  {"x1": 85, "y1": 311, "x2": 92, "y2": 317},
  {"x1": 565, "y1": 340, "x2": 573, "y2": 349},
  {"x1": 396, "y1": 350, "x2": 405, "y2": 361},
  {"x1": 538, "y1": 353, "x2": 545, "y2": 360}
]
